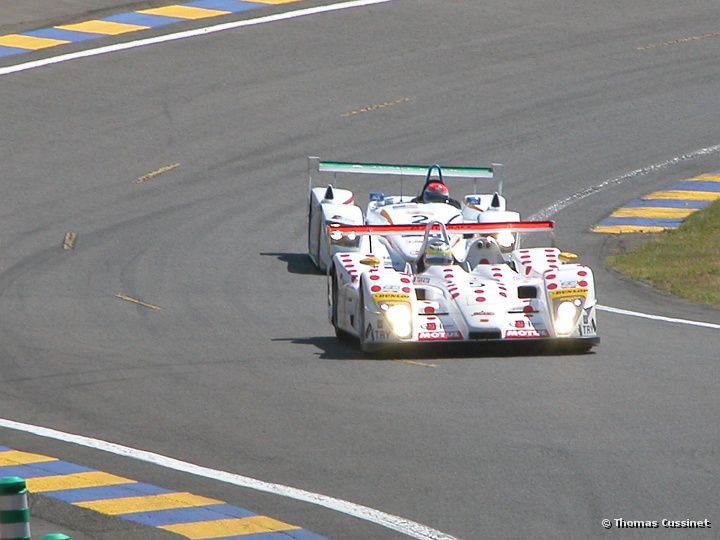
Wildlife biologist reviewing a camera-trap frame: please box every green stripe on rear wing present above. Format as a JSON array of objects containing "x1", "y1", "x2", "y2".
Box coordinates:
[
  {"x1": 308, "y1": 156, "x2": 503, "y2": 199},
  {"x1": 316, "y1": 160, "x2": 496, "y2": 179}
]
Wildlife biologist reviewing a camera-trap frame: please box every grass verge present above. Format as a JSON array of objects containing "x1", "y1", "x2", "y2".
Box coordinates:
[{"x1": 605, "y1": 198, "x2": 720, "y2": 306}]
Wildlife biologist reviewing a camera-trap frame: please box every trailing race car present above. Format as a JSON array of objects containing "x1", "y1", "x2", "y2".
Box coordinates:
[
  {"x1": 308, "y1": 157, "x2": 519, "y2": 272},
  {"x1": 327, "y1": 220, "x2": 600, "y2": 354}
]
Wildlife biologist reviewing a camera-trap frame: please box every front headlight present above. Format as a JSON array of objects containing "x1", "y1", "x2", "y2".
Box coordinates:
[
  {"x1": 553, "y1": 298, "x2": 583, "y2": 335},
  {"x1": 379, "y1": 302, "x2": 413, "y2": 339}
]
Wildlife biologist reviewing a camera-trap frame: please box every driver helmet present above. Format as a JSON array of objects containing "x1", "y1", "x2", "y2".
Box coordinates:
[
  {"x1": 423, "y1": 181, "x2": 450, "y2": 203},
  {"x1": 423, "y1": 239, "x2": 454, "y2": 267}
]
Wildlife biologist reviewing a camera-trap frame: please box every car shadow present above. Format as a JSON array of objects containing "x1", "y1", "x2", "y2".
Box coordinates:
[
  {"x1": 277, "y1": 336, "x2": 597, "y2": 361},
  {"x1": 273, "y1": 336, "x2": 366, "y2": 360},
  {"x1": 260, "y1": 252, "x2": 323, "y2": 276}
]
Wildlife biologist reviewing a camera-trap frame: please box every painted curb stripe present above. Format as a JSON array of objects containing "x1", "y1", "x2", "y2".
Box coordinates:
[
  {"x1": 0, "y1": 45, "x2": 27, "y2": 56},
  {"x1": 0, "y1": 0, "x2": 304, "y2": 57},
  {"x1": 103, "y1": 12, "x2": 188, "y2": 27},
  {"x1": 25, "y1": 28, "x2": 107, "y2": 41},
  {"x1": 624, "y1": 199, "x2": 708, "y2": 209},
  {"x1": 118, "y1": 504, "x2": 257, "y2": 526},
  {"x1": 670, "y1": 180, "x2": 720, "y2": 191},
  {"x1": 609, "y1": 207, "x2": 696, "y2": 218},
  {"x1": 593, "y1": 170, "x2": 720, "y2": 233},
  {"x1": 57, "y1": 20, "x2": 150, "y2": 35},
  {"x1": 644, "y1": 189, "x2": 720, "y2": 200},
  {"x1": 48, "y1": 483, "x2": 175, "y2": 503},
  {"x1": 0, "y1": 446, "x2": 328, "y2": 540},
  {"x1": 0, "y1": 34, "x2": 68, "y2": 50}
]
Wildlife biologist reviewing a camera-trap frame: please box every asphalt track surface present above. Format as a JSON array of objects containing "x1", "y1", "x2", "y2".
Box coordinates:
[{"x1": 1, "y1": 1, "x2": 720, "y2": 539}]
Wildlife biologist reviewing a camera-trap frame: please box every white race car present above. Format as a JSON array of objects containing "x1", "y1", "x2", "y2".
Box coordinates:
[
  {"x1": 327, "y1": 220, "x2": 600, "y2": 355},
  {"x1": 308, "y1": 158, "x2": 519, "y2": 272}
]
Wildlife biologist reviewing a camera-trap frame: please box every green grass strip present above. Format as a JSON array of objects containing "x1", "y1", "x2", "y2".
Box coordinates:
[{"x1": 606, "y1": 199, "x2": 720, "y2": 305}]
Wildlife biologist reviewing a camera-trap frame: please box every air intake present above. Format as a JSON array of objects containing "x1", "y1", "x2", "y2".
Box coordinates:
[
  {"x1": 469, "y1": 331, "x2": 502, "y2": 340},
  {"x1": 518, "y1": 286, "x2": 537, "y2": 299}
]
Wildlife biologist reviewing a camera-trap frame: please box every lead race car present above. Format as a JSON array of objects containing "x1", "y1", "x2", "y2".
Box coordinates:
[
  {"x1": 327, "y1": 219, "x2": 600, "y2": 354},
  {"x1": 307, "y1": 157, "x2": 519, "y2": 272}
]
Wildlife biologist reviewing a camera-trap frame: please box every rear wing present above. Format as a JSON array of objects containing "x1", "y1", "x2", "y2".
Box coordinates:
[
  {"x1": 308, "y1": 156, "x2": 503, "y2": 197},
  {"x1": 329, "y1": 220, "x2": 558, "y2": 257},
  {"x1": 329, "y1": 221, "x2": 553, "y2": 237}
]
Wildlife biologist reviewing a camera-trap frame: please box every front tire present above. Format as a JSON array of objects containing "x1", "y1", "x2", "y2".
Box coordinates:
[
  {"x1": 358, "y1": 287, "x2": 371, "y2": 353},
  {"x1": 332, "y1": 271, "x2": 353, "y2": 342}
]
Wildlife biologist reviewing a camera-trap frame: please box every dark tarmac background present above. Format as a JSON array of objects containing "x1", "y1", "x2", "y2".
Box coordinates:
[{"x1": 1, "y1": 2, "x2": 216, "y2": 537}]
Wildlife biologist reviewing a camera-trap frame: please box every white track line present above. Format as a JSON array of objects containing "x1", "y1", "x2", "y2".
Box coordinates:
[
  {"x1": 0, "y1": 419, "x2": 460, "y2": 540},
  {"x1": 528, "y1": 144, "x2": 720, "y2": 221},
  {"x1": 597, "y1": 305, "x2": 720, "y2": 329},
  {"x1": 0, "y1": 0, "x2": 395, "y2": 77},
  {"x1": 528, "y1": 144, "x2": 720, "y2": 330}
]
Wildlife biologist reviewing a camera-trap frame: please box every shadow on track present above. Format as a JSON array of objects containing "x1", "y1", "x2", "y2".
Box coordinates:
[
  {"x1": 277, "y1": 336, "x2": 597, "y2": 361},
  {"x1": 261, "y1": 252, "x2": 323, "y2": 276}
]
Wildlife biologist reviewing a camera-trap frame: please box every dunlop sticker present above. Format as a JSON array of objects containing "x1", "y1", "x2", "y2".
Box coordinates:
[{"x1": 549, "y1": 288, "x2": 587, "y2": 299}]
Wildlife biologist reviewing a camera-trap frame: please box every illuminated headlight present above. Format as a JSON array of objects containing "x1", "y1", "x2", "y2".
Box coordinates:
[
  {"x1": 496, "y1": 230, "x2": 515, "y2": 248},
  {"x1": 379, "y1": 302, "x2": 413, "y2": 339},
  {"x1": 554, "y1": 299, "x2": 583, "y2": 335}
]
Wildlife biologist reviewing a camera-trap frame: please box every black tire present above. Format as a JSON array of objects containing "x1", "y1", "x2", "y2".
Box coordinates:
[
  {"x1": 358, "y1": 287, "x2": 368, "y2": 351},
  {"x1": 331, "y1": 270, "x2": 353, "y2": 341},
  {"x1": 358, "y1": 286, "x2": 376, "y2": 354}
]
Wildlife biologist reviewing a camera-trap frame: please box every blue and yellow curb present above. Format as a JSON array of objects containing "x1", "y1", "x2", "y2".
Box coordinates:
[
  {"x1": 593, "y1": 171, "x2": 720, "y2": 233},
  {"x1": 0, "y1": 446, "x2": 328, "y2": 539},
  {"x1": 0, "y1": 0, "x2": 304, "y2": 58}
]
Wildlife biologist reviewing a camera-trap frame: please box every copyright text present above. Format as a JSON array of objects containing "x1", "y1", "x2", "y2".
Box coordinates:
[{"x1": 602, "y1": 519, "x2": 711, "y2": 529}]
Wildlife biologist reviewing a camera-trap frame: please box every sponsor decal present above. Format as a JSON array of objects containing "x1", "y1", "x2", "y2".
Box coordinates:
[
  {"x1": 579, "y1": 324, "x2": 595, "y2": 336},
  {"x1": 549, "y1": 288, "x2": 587, "y2": 299},
  {"x1": 372, "y1": 292, "x2": 410, "y2": 301},
  {"x1": 364, "y1": 324, "x2": 373, "y2": 340},
  {"x1": 511, "y1": 320, "x2": 526, "y2": 328},
  {"x1": 505, "y1": 329, "x2": 550, "y2": 338},
  {"x1": 421, "y1": 322, "x2": 437, "y2": 331},
  {"x1": 372, "y1": 330, "x2": 393, "y2": 340},
  {"x1": 418, "y1": 330, "x2": 463, "y2": 341}
]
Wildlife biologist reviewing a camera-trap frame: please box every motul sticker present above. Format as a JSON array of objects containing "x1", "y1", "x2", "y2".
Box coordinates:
[
  {"x1": 418, "y1": 330, "x2": 463, "y2": 341},
  {"x1": 505, "y1": 329, "x2": 549, "y2": 338}
]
